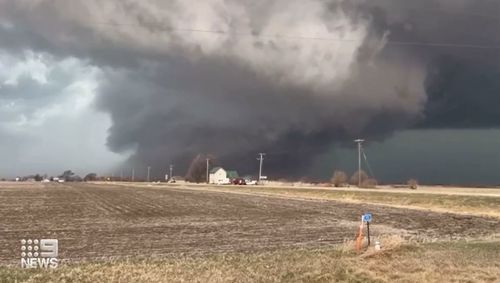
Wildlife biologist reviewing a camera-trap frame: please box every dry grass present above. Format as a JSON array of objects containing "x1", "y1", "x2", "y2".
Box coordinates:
[
  {"x1": 2, "y1": 241, "x2": 498, "y2": 283},
  {"x1": 186, "y1": 185, "x2": 500, "y2": 218},
  {"x1": 1, "y1": 183, "x2": 498, "y2": 282}
]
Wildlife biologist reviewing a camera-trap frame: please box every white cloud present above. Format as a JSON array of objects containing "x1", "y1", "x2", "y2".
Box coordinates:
[
  {"x1": 1, "y1": 51, "x2": 50, "y2": 85},
  {"x1": 0, "y1": 51, "x2": 127, "y2": 177}
]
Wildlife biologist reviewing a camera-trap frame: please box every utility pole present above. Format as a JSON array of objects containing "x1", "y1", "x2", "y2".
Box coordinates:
[
  {"x1": 131, "y1": 168, "x2": 135, "y2": 182},
  {"x1": 206, "y1": 158, "x2": 210, "y2": 184},
  {"x1": 354, "y1": 139, "x2": 364, "y2": 187},
  {"x1": 169, "y1": 164, "x2": 173, "y2": 182},
  {"x1": 257, "y1": 153, "x2": 266, "y2": 182},
  {"x1": 120, "y1": 170, "x2": 123, "y2": 182},
  {"x1": 147, "y1": 166, "x2": 151, "y2": 182}
]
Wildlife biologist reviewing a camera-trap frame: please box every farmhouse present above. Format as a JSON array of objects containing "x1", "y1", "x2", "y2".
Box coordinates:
[
  {"x1": 209, "y1": 167, "x2": 239, "y2": 184},
  {"x1": 209, "y1": 167, "x2": 228, "y2": 184}
]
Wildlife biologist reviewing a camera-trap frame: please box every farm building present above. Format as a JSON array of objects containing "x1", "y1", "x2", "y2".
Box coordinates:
[
  {"x1": 209, "y1": 167, "x2": 239, "y2": 184},
  {"x1": 209, "y1": 167, "x2": 228, "y2": 184}
]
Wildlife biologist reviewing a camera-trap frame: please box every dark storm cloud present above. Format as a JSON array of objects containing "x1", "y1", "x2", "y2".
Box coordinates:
[
  {"x1": 1, "y1": 0, "x2": 499, "y2": 177},
  {"x1": 359, "y1": 0, "x2": 500, "y2": 129}
]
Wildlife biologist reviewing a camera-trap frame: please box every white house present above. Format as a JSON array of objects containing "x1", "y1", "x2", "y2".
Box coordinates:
[{"x1": 209, "y1": 167, "x2": 229, "y2": 184}]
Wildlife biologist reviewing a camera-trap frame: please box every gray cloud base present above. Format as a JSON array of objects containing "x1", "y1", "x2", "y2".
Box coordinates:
[{"x1": 0, "y1": 0, "x2": 499, "y2": 179}]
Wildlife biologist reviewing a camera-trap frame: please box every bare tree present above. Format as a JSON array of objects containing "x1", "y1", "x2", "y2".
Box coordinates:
[
  {"x1": 408, "y1": 179, "x2": 418, "y2": 190},
  {"x1": 350, "y1": 170, "x2": 369, "y2": 186},
  {"x1": 331, "y1": 170, "x2": 347, "y2": 187},
  {"x1": 299, "y1": 176, "x2": 311, "y2": 183},
  {"x1": 361, "y1": 178, "x2": 378, "y2": 188},
  {"x1": 84, "y1": 173, "x2": 98, "y2": 182},
  {"x1": 59, "y1": 170, "x2": 75, "y2": 182},
  {"x1": 185, "y1": 154, "x2": 216, "y2": 183}
]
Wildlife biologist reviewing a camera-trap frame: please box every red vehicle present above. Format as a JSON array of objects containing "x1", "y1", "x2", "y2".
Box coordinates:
[{"x1": 232, "y1": 178, "x2": 246, "y2": 185}]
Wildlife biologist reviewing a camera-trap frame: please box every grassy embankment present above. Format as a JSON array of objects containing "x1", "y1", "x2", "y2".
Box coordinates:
[{"x1": 2, "y1": 240, "x2": 499, "y2": 282}]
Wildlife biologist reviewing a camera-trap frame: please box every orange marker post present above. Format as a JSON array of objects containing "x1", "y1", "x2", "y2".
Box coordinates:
[{"x1": 355, "y1": 223, "x2": 364, "y2": 251}]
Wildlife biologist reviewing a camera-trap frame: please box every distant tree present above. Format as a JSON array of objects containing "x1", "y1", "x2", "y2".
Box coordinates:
[
  {"x1": 84, "y1": 173, "x2": 98, "y2": 182},
  {"x1": 350, "y1": 170, "x2": 369, "y2": 187},
  {"x1": 72, "y1": 175, "x2": 83, "y2": 182},
  {"x1": 299, "y1": 176, "x2": 310, "y2": 183},
  {"x1": 361, "y1": 178, "x2": 378, "y2": 188},
  {"x1": 408, "y1": 179, "x2": 418, "y2": 190},
  {"x1": 331, "y1": 170, "x2": 347, "y2": 187},
  {"x1": 59, "y1": 170, "x2": 75, "y2": 182},
  {"x1": 34, "y1": 174, "x2": 43, "y2": 182},
  {"x1": 185, "y1": 154, "x2": 209, "y2": 183},
  {"x1": 172, "y1": 176, "x2": 184, "y2": 181}
]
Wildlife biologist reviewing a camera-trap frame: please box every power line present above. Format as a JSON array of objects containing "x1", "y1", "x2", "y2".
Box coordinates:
[
  {"x1": 382, "y1": 40, "x2": 500, "y2": 50},
  {"x1": 361, "y1": 147, "x2": 376, "y2": 180},
  {"x1": 84, "y1": 21, "x2": 500, "y2": 50}
]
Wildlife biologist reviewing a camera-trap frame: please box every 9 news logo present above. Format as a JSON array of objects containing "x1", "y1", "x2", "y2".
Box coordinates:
[{"x1": 20, "y1": 239, "x2": 58, "y2": 269}]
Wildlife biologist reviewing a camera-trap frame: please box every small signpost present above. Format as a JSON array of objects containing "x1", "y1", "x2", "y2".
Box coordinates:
[{"x1": 361, "y1": 213, "x2": 372, "y2": 246}]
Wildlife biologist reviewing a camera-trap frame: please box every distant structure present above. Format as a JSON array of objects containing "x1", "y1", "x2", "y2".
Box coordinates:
[
  {"x1": 227, "y1": 170, "x2": 239, "y2": 180},
  {"x1": 206, "y1": 158, "x2": 210, "y2": 184},
  {"x1": 257, "y1": 153, "x2": 266, "y2": 182},
  {"x1": 209, "y1": 167, "x2": 239, "y2": 185},
  {"x1": 354, "y1": 139, "x2": 364, "y2": 187},
  {"x1": 353, "y1": 138, "x2": 376, "y2": 187},
  {"x1": 209, "y1": 167, "x2": 228, "y2": 184},
  {"x1": 168, "y1": 164, "x2": 173, "y2": 182}
]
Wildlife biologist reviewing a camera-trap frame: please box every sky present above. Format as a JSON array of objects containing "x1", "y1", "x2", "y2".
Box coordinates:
[
  {"x1": 0, "y1": 51, "x2": 125, "y2": 177},
  {"x1": 312, "y1": 129, "x2": 500, "y2": 185},
  {"x1": 0, "y1": 0, "x2": 500, "y2": 184}
]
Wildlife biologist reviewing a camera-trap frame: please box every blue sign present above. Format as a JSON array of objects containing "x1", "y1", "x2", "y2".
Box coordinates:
[{"x1": 362, "y1": 213, "x2": 372, "y2": 223}]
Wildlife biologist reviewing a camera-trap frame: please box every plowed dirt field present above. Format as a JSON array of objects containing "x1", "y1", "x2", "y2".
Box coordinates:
[{"x1": 1, "y1": 183, "x2": 498, "y2": 265}]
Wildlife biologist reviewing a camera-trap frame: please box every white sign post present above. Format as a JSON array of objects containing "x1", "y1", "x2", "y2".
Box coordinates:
[{"x1": 362, "y1": 213, "x2": 372, "y2": 246}]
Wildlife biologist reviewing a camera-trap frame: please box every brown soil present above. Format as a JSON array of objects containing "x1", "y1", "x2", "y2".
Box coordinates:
[{"x1": 0, "y1": 183, "x2": 498, "y2": 265}]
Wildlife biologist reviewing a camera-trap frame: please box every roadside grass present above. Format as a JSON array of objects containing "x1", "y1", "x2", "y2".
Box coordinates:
[
  {"x1": 193, "y1": 186, "x2": 500, "y2": 218},
  {"x1": 2, "y1": 241, "x2": 498, "y2": 283}
]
